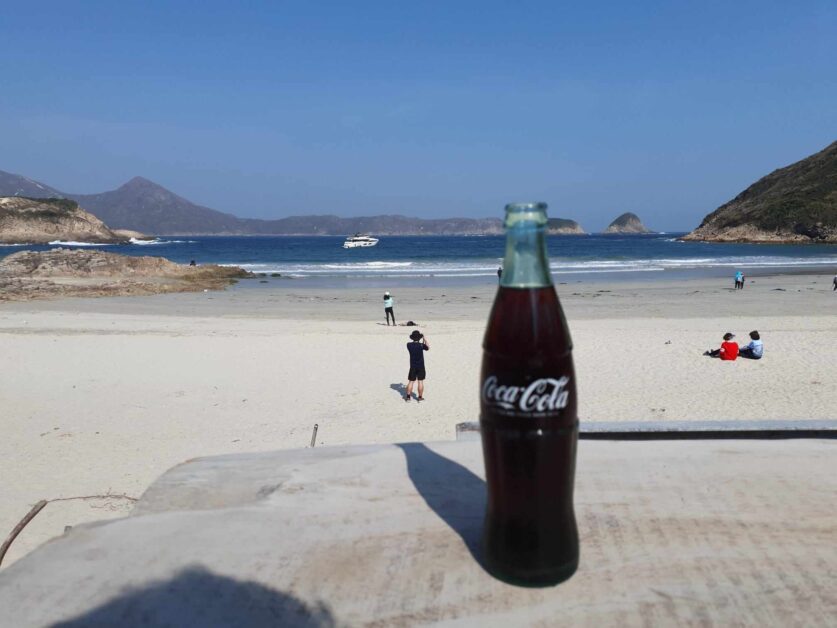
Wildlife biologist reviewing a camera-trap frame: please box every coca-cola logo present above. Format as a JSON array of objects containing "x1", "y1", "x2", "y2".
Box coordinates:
[{"x1": 482, "y1": 375, "x2": 571, "y2": 414}]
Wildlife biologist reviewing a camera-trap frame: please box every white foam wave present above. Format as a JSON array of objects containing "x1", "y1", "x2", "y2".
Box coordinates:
[
  {"x1": 48, "y1": 240, "x2": 113, "y2": 247},
  {"x1": 224, "y1": 253, "x2": 837, "y2": 279},
  {"x1": 321, "y1": 261, "x2": 414, "y2": 269},
  {"x1": 129, "y1": 238, "x2": 197, "y2": 245}
]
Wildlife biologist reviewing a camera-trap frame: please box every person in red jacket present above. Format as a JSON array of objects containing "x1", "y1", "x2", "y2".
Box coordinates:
[{"x1": 704, "y1": 333, "x2": 739, "y2": 360}]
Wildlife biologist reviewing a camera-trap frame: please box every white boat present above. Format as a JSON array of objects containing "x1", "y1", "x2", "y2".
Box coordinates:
[{"x1": 343, "y1": 234, "x2": 379, "y2": 249}]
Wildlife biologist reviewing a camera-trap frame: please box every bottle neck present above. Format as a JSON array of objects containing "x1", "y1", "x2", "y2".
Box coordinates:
[{"x1": 500, "y1": 223, "x2": 552, "y2": 288}]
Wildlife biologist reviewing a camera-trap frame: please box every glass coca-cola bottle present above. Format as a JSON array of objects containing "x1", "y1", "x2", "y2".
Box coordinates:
[{"x1": 480, "y1": 202, "x2": 579, "y2": 586}]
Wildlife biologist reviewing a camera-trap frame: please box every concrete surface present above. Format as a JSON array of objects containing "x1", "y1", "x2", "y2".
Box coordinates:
[
  {"x1": 456, "y1": 419, "x2": 837, "y2": 440},
  {"x1": 0, "y1": 439, "x2": 835, "y2": 627}
]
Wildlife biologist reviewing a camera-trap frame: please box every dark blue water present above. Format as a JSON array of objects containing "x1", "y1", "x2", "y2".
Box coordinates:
[{"x1": 4, "y1": 234, "x2": 836, "y2": 286}]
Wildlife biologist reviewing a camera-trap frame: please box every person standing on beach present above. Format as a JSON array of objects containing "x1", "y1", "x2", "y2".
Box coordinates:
[
  {"x1": 833, "y1": 273, "x2": 836, "y2": 291},
  {"x1": 497, "y1": 266, "x2": 503, "y2": 282},
  {"x1": 734, "y1": 271, "x2": 744, "y2": 290},
  {"x1": 384, "y1": 291, "x2": 395, "y2": 326},
  {"x1": 405, "y1": 330, "x2": 429, "y2": 401}
]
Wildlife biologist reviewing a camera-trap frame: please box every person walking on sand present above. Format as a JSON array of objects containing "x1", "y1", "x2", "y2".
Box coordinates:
[
  {"x1": 833, "y1": 273, "x2": 836, "y2": 291},
  {"x1": 383, "y1": 291, "x2": 395, "y2": 326},
  {"x1": 404, "y1": 330, "x2": 430, "y2": 401},
  {"x1": 739, "y1": 330, "x2": 763, "y2": 360},
  {"x1": 734, "y1": 270, "x2": 744, "y2": 290},
  {"x1": 497, "y1": 266, "x2": 503, "y2": 282},
  {"x1": 704, "y1": 332, "x2": 739, "y2": 360}
]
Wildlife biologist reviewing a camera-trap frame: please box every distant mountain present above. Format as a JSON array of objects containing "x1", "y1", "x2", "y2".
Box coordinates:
[
  {"x1": 0, "y1": 171, "x2": 64, "y2": 199},
  {"x1": 604, "y1": 212, "x2": 652, "y2": 234},
  {"x1": 71, "y1": 177, "x2": 244, "y2": 235},
  {"x1": 684, "y1": 140, "x2": 837, "y2": 243},
  {"x1": 0, "y1": 169, "x2": 587, "y2": 236},
  {"x1": 547, "y1": 218, "x2": 585, "y2": 234},
  {"x1": 0, "y1": 197, "x2": 133, "y2": 244}
]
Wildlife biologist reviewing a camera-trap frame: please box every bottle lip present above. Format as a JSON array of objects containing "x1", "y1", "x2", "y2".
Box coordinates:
[{"x1": 505, "y1": 202, "x2": 547, "y2": 213}]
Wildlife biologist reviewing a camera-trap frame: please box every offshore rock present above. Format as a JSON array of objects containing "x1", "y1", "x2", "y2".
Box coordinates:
[
  {"x1": 547, "y1": 218, "x2": 586, "y2": 235},
  {"x1": 604, "y1": 213, "x2": 652, "y2": 234}
]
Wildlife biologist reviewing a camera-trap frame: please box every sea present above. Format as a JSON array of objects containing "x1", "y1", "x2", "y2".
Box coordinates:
[{"x1": 3, "y1": 234, "x2": 837, "y2": 288}]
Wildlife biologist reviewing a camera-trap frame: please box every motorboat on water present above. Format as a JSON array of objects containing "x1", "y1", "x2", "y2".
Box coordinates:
[{"x1": 343, "y1": 234, "x2": 379, "y2": 248}]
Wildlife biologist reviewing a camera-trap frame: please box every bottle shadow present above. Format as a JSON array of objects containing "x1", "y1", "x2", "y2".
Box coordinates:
[
  {"x1": 396, "y1": 443, "x2": 488, "y2": 573},
  {"x1": 53, "y1": 566, "x2": 336, "y2": 627}
]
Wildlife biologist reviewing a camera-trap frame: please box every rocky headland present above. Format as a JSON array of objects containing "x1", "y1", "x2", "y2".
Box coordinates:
[
  {"x1": 0, "y1": 249, "x2": 251, "y2": 301},
  {"x1": 0, "y1": 197, "x2": 141, "y2": 245},
  {"x1": 684, "y1": 140, "x2": 837, "y2": 243},
  {"x1": 604, "y1": 213, "x2": 652, "y2": 234}
]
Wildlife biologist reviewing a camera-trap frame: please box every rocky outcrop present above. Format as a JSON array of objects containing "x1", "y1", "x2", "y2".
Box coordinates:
[
  {"x1": 0, "y1": 249, "x2": 251, "y2": 301},
  {"x1": 681, "y1": 223, "x2": 837, "y2": 243},
  {"x1": 684, "y1": 140, "x2": 837, "y2": 243},
  {"x1": 0, "y1": 197, "x2": 135, "y2": 244},
  {"x1": 547, "y1": 218, "x2": 586, "y2": 235},
  {"x1": 604, "y1": 213, "x2": 652, "y2": 234}
]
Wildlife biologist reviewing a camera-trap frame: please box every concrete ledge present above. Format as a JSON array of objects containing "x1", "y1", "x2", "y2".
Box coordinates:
[
  {"x1": 456, "y1": 419, "x2": 837, "y2": 441},
  {"x1": 2, "y1": 439, "x2": 835, "y2": 626}
]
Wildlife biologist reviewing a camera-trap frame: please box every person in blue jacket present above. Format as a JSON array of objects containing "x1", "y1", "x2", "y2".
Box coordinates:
[{"x1": 739, "y1": 330, "x2": 763, "y2": 360}]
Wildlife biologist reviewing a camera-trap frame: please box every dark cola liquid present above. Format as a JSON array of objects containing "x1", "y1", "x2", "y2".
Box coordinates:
[{"x1": 480, "y1": 285, "x2": 579, "y2": 586}]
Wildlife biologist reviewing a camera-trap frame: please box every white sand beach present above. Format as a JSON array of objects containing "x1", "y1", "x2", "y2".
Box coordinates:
[{"x1": 1, "y1": 273, "x2": 836, "y2": 566}]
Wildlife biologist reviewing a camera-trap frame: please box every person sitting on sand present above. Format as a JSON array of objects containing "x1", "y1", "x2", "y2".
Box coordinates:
[
  {"x1": 739, "y1": 330, "x2": 763, "y2": 360},
  {"x1": 405, "y1": 330, "x2": 430, "y2": 401},
  {"x1": 704, "y1": 332, "x2": 739, "y2": 360},
  {"x1": 384, "y1": 291, "x2": 395, "y2": 326}
]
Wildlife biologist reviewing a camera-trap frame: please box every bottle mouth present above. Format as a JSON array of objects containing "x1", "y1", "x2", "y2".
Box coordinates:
[
  {"x1": 504, "y1": 202, "x2": 548, "y2": 228},
  {"x1": 505, "y1": 202, "x2": 547, "y2": 213}
]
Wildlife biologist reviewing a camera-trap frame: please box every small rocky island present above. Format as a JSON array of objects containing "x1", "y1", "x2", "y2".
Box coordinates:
[
  {"x1": 0, "y1": 249, "x2": 251, "y2": 301},
  {"x1": 684, "y1": 140, "x2": 837, "y2": 243},
  {"x1": 547, "y1": 218, "x2": 586, "y2": 234},
  {"x1": 0, "y1": 196, "x2": 143, "y2": 244},
  {"x1": 604, "y1": 213, "x2": 652, "y2": 234}
]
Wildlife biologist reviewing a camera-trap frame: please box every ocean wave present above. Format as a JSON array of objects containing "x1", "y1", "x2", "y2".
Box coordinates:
[
  {"x1": 228, "y1": 254, "x2": 837, "y2": 278},
  {"x1": 129, "y1": 238, "x2": 197, "y2": 245},
  {"x1": 48, "y1": 240, "x2": 114, "y2": 247},
  {"x1": 321, "y1": 261, "x2": 414, "y2": 269},
  {"x1": 0, "y1": 243, "x2": 27, "y2": 247}
]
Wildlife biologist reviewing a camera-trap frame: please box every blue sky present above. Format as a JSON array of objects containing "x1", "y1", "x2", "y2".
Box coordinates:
[{"x1": 1, "y1": 1, "x2": 835, "y2": 231}]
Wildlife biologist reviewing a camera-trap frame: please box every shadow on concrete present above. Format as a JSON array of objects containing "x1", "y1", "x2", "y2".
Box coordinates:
[
  {"x1": 389, "y1": 383, "x2": 408, "y2": 399},
  {"x1": 397, "y1": 443, "x2": 487, "y2": 572},
  {"x1": 53, "y1": 566, "x2": 337, "y2": 628}
]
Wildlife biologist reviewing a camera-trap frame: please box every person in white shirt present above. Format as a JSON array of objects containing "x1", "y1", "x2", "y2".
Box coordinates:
[{"x1": 383, "y1": 291, "x2": 395, "y2": 326}]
